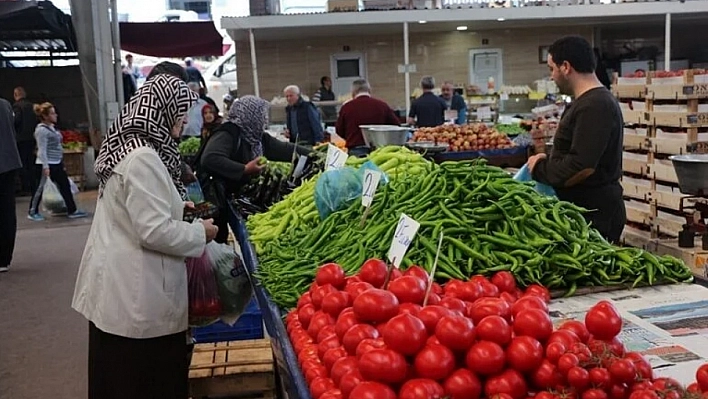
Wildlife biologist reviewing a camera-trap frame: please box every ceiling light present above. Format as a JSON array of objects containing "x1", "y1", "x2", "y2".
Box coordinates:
[
  {"x1": 456, "y1": 26, "x2": 468, "y2": 31},
  {"x1": 497, "y1": 17, "x2": 505, "y2": 21},
  {"x1": 419, "y1": 20, "x2": 427, "y2": 24}
]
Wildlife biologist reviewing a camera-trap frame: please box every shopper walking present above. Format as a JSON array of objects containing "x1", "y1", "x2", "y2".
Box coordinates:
[
  {"x1": 72, "y1": 74, "x2": 219, "y2": 399},
  {"x1": 408, "y1": 76, "x2": 447, "y2": 128},
  {"x1": 27, "y1": 102, "x2": 87, "y2": 220},
  {"x1": 0, "y1": 97, "x2": 22, "y2": 273},
  {"x1": 12, "y1": 86, "x2": 38, "y2": 195},
  {"x1": 528, "y1": 36, "x2": 625, "y2": 243}
]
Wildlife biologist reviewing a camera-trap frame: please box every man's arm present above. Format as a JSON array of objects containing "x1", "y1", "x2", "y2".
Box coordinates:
[
  {"x1": 307, "y1": 103, "x2": 325, "y2": 143},
  {"x1": 407, "y1": 102, "x2": 417, "y2": 126},
  {"x1": 532, "y1": 102, "x2": 616, "y2": 188}
]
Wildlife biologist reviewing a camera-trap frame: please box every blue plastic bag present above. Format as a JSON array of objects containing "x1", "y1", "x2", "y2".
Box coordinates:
[
  {"x1": 513, "y1": 164, "x2": 556, "y2": 197},
  {"x1": 315, "y1": 167, "x2": 363, "y2": 220},
  {"x1": 358, "y1": 161, "x2": 390, "y2": 186}
]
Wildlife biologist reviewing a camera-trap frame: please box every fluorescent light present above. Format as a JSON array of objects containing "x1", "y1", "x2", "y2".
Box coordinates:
[
  {"x1": 456, "y1": 26, "x2": 468, "y2": 31},
  {"x1": 419, "y1": 20, "x2": 427, "y2": 24},
  {"x1": 497, "y1": 17, "x2": 505, "y2": 21}
]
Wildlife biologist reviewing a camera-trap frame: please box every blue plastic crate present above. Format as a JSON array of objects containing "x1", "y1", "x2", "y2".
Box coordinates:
[{"x1": 192, "y1": 297, "x2": 264, "y2": 343}]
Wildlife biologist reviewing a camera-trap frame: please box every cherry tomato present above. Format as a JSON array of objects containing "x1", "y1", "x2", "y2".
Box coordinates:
[
  {"x1": 389, "y1": 275, "x2": 427, "y2": 304},
  {"x1": 629, "y1": 390, "x2": 660, "y2": 399},
  {"x1": 548, "y1": 330, "x2": 581, "y2": 349},
  {"x1": 582, "y1": 388, "x2": 609, "y2": 399},
  {"x1": 358, "y1": 259, "x2": 388, "y2": 288},
  {"x1": 443, "y1": 368, "x2": 482, "y2": 399},
  {"x1": 608, "y1": 384, "x2": 629, "y2": 399},
  {"x1": 358, "y1": 349, "x2": 408, "y2": 384},
  {"x1": 625, "y1": 352, "x2": 653, "y2": 380},
  {"x1": 417, "y1": 305, "x2": 453, "y2": 334},
  {"x1": 435, "y1": 315, "x2": 476, "y2": 352},
  {"x1": 403, "y1": 265, "x2": 430, "y2": 281},
  {"x1": 348, "y1": 381, "x2": 397, "y2": 399},
  {"x1": 505, "y1": 336, "x2": 544, "y2": 372},
  {"x1": 545, "y1": 341, "x2": 568, "y2": 364},
  {"x1": 697, "y1": 363, "x2": 708, "y2": 392},
  {"x1": 485, "y1": 369, "x2": 528, "y2": 399},
  {"x1": 312, "y1": 285, "x2": 339, "y2": 310},
  {"x1": 352, "y1": 289, "x2": 399, "y2": 323},
  {"x1": 466, "y1": 341, "x2": 506, "y2": 376},
  {"x1": 491, "y1": 271, "x2": 517, "y2": 293},
  {"x1": 383, "y1": 313, "x2": 428, "y2": 355},
  {"x1": 342, "y1": 324, "x2": 379, "y2": 355},
  {"x1": 567, "y1": 366, "x2": 590, "y2": 391},
  {"x1": 321, "y1": 291, "x2": 351, "y2": 318},
  {"x1": 399, "y1": 379, "x2": 446, "y2": 399},
  {"x1": 310, "y1": 376, "x2": 336, "y2": 399},
  {"x1": 330, "y1": 356, "x2": 358, "y2": 386},
  {"x1": 609, "y1": 358, "x2": 637, "y2": 385},
  {"x1": 513, "y1": 308, "x2": 553, "y2": 342},
  {"x1": 316, "y1": 263, "x2": 346, "y2": 289},
  {"x1": 414, "y1": 344, "x2": 457, "y2": 380},
  {"x1": 532, "y1": 359, "x2": 565, "y2": 390},
  {"x1": 585, "y1": 301, "x2": 622, "y2": 340},
  {"x1": 557, "y1": 353, "x2": 580, "y2": 375},
  {"x1": 687, "y1": 383, "x2": 701, "y2": 394},
  {"x1": 589, "y1": 367, "x2": 612, "y2": 389},
  {"x1": 476, "y1": 315, "x2": 512, "y2": 346},
  {"x1": 560, "y1": 320, "x2": 591, "y2": 343},
  {"x1": 470, "y1": 297, "x2": 511, "y2": 324}
]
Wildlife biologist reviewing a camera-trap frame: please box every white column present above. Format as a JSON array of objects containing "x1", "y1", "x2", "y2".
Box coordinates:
[
  {"x1": 664, "y1": 13, "x2": 671, "y2": 72},
  {"x1": 249, "y1": 29, "x2": 260, "y2": 97},
  {"x1": 110, "y1": 0, "x2": 124, "y2": 108},
  {"x1": 404, "y1": 21, "x2": 411, "y2": 118}
]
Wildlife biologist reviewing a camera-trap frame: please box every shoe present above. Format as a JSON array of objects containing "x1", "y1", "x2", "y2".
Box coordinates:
[
  {"x1": 27, "y1": 213, "x2": 45, "y2": 221},
  {"x1": 67, "y1": 210, "x2": 88, "y2": 219},
  {"x1": 0, "y1": 266, "x2": 8, "y2": 273}
]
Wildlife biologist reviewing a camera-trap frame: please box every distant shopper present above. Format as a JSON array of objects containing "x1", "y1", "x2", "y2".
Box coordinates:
[
  {"x1": 146, "y1": 61, "x2": 189, "y2": 83},
  {"x1": 125, "y1": 54, "x2": 141, "y2": 84},
  {"x1": 183, "y1": 82, "x2": 207, "y2": 139},
  {"x1": 0, "y1": 97, "x2": 22, "y2": 273},
  {"x1": 440, "y1": 81, "x2": 467, "y2": 125},
  {"x1": 284, "y1": 85, "x2": 324, "y2": 146},
  {"x1": 201, "y1": 103, "x2": 222, "y2": 140},
  {"x1": 312, "y1": 76, "x2": 337, "y2": 126},
  {"x1": 408, "y1": 76, "x2": 446, "y2": 128},
  {"x1": 199, "y1": 87, "x2": 219, "y2": 115},
  {"x1": 184, "y1": 57, "x2": 206, "y2": 91},
  {"x1": 336, "y1": 79, "x2": 400, "y2": 157},
  {"x1": 12, "y1": 86, "x2": 38, "y2": 195},
  {"x1": 72, "y1": 74, "x2": 218, "y2": 399},
  {"x1": 122, "y1": 64, "x2": 137, "y2": 104},
  {"x1": 27, "y1": 103, "x2": 87, "y2": 220}
]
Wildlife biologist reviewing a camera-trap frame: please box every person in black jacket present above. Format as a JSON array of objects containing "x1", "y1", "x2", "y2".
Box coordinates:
[
  {"x1": 13, "y1": 87, "x2": 38, "y2": 195},
  {"x1": 122, "y1": 64, "x2": 137, "y2": 104},
  {"x1": 0, "y1": 97, "x2": 23, "y2": 272},
  {"x1": 284, "y1": 85, "x2": 324, "y2": 146},
  {"x1": 199, "y1": 96, "x2": 310, "y2": 243}
]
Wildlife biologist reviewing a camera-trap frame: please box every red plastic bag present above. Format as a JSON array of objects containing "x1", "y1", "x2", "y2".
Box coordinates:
[{"x1": 186, "y1": 249, "x2": 222, "y2": 327}]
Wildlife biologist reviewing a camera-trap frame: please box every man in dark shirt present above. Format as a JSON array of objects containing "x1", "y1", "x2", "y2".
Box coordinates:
[
  {"x1": 284, "y1": 85, "x2": 324, "y2": 146},
  {"x1": 312, "y1": 76, "x2": 337, "y2": 126},
  {"x1": 529, "y1": 36, "x2": 625, "y2": 243},
  {"x1": 184, "y1": 57, "x2": 207, "y2": 91},
  {"x1": 408, "y1": 76, "x2": 446, "y2": 128},
  {"x1": 336, "y1": 79, "x2": 400, "y2": 157},
  {"x1": 12, "y1": 87, "x2": 37, "y2": 195},
  {"x1": 440, "y1": 81, "x2": 467, "y2": 125}
]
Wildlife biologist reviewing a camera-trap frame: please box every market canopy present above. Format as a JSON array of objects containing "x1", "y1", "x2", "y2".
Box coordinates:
[
  {"x1": 0, "y1": 1, "x2": 77, "y2": 53},
  {"x1": 119, "y1": 21, "x2": 224, "y2": 58}
]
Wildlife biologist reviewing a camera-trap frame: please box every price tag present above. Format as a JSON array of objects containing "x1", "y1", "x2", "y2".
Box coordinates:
[
  {"x1": 387, "y1": 214, "x2": 421, "y2": 269},
  {"x1": 292, "y1": 155, "x2": 308, "y2": 179},
  {"x1": 325, "y1": 144, "x2": 347, "y2": 171},
  {"x1": 361, "y1": 170, "x2": 382, "y2": 208},
  {"x1": 444, "y1": 109, "x2": 459, "y2": 121}
]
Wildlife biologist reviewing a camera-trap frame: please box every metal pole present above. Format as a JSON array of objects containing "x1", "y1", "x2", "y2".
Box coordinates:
[
  {"x1": 249, "y1": 28, "x2": 260, "y2": 97},
  {"x1": 404, "y1": 21, "x2": 411, "y2": 118},
  {"x1": 664, "y1": 13, "x2": 671, "y2": 72},
  {"x1": 110, "y1": 0, "x2": 124, "y2": 107}
]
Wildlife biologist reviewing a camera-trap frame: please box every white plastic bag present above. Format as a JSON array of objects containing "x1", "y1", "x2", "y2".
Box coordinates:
[
  {"x1": 69, "y1": 178, "x2": 80, "y2": 195},
  {"x1": 42, "y1": 178, "x2": 67, "y2": 214},
  {"x1": 206, "y1": 241, "x2": 254, "y2": 326}
]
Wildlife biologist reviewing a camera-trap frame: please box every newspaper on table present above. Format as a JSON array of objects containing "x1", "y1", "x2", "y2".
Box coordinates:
[{"x1": 549, "y1": 283, "x2": 708, "y2": 385}]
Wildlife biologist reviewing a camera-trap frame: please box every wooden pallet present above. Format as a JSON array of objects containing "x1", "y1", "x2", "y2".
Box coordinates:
[
  {"x1": 189, "y1": 339, "x2": 276, "y2": 399},
  {"x1": 653, "y1": 238, "x2": 708, "y2": 278},
  {"x1": 620, "y1": 226, "x2": 655, "y2": 250}
]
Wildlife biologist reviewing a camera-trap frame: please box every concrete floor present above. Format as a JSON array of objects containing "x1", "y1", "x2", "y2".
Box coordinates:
[{"x1": 0, "y1": 191, "x2": 96, "y2": 399}]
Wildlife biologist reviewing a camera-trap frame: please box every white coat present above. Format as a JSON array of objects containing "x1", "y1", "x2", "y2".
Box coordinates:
[{"x1": 72, "y1": 147, "x2": 206, "y2": 339}]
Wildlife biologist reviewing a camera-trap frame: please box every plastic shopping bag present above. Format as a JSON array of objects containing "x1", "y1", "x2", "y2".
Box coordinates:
[
  {"x1": 186, "y1": 249, "x2": 222, "y2": 327},
  {"x1": 315, "y1": 166, "x2": 363, "y2": 220},
  {"x1": 42, "y1": 178, "x2": 67, "y2": 214},
  {"x1": 186, "y1": 180, "x2": 205, "y2": 204},
  {"x1": 69, "y1": 178, "x2": 80, "y2": 195},
  {"x1": 358, "y1": 160, "x2": 390, "y2": 186},
  {"x1": 206, "y1": 242, "x2": 254, "y2": 326},
  {"x1": 513, "y1": 164, "x2": 557, "y2": 197}
]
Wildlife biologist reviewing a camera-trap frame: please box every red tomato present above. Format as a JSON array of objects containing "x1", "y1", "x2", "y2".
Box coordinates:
[
  {"x1": 548, "y1": 330, "x2": 581, "y2": 349},
  {"x1": 625, "y1": 352, "x2": 653, "y2": 380},
  {"x1": 480, "y1": 281, "x2": 500, "y2": 297},
  {"x1": 399, "y1": 303, "x2": 423, "y2": 316},
  {"x1": 532, "y1": 359, "x2": 565, "y2": 390},
  {"x1": 589, "y1": 336, "x2": 625, "y2": 357},
  {"x1": 427, "y1": 335, "x2": 442, "y2": 346},
  {"x1": 417, "y1": 305, "x2": 454, "y2": 334},
  {"x1": 352, "y1": 289, "x2": 399, "y2": 323},
  {"x1": 293, "y1": 334, "x2": 313, "y2": 355},
  {"x1": 476, "y1": 315, "x2": 512, "y2": 346},
  {"x1": 455, "y1": 281, "x2": 484, "y2": 302},
  {"x1": 414, "y1": 344, "x2": 457, "y2": 381},
  {"x1": 567, "y1": 366, "x2": 590, "y2": 391},
  {"x1": 297, "y1": 292, "x2": 313, "y2": 309},
  {"x1": 585, "y1": 301, "x2": 622, "y2": 341},
  {"x1": 306, "y1": 365, "x2": 328, "y2": 385},
  {"x1": 317, "y1": 325, "x2": 337, "y2": 343},
  {"x1": 443, "y1": 368, "x2": 482, "y2": 399},
  {"x1": 687, "y1": 383, "x2": 701, "y2": 393},
  {"x1": 323, "y1": 346, "x2": 348, "y2": 371},
  {"x1": 589, "y1": 367, "x2": 612, "y2": 389},
  {"x1": 697, "y1": 363, "x2": 708, "y2": 392},
  {"x1": 358, "y1": 259, "x2": 388, "y2": 288},
  {"x1": 316, "y1": 263, "x2": 346, "y2": 289},
  {"x1": 466, "y1": 341, "x2": 506, "y2": 376},
  {"x1": 609, "y1": 358, "x2": 636, "y2": 385},
  {"x1": 348, "y1": 381, "x2": 397, "y2": 399},
  {"x1": 389, "y1": 275, "x2": 427, "y2": 304},
  {"x1": 345, "y1": 275, "x2": 362, "y2": 285},
  {"x1": 321, "y1": 291, "x2": 351, "y2": 318},
  {"x1": 339, "y1": 370, "x2": 364, "y2": 399},
  {"x1": 318, "y1": 335, "x2": 341, "y2": 359},
  {"x1": 320, "y1": 389, "x2": 343, "y2": 399},
  {"x1": 523, "y1": 284, "x2": 551, "y2": 303},
  {"x1": 342, "y1": 324, "x2": 379, "y2": 355},
  {"x1": 312, "y1": 285, "x2": 338, "y2": 309},
  {"x1": 335, "y1": 309, "x2": 359, "y2": 340},
  {"x1": 535, "y1": 391, "x2": 556, "y2": 399},
  {"x1": 513, "y1": 308, "x2": 553, "y2": 342},
  {"x1": 426, "y1": 293, "x2": 441, "y2": 305},
  {"x1": 444, "y1": 280, "x2": 465, "y2": 296},
  {"x1": 568, "y1": 343, "x2": 592, "y2": 363},
  {"x1": 431, "y1": 282, "x2": 443, "y2": 295},
  {"x1": 545, "y1": 341, "x2": 567, "y2": 364},
  {"x1": 298, "y1": 304, "x2": 316, "y2": 330},
  {"x1": 485, "y1": 369, "x2": 528, "y2": 399},
  {"x1": 308, "y1": 311, "x2": 335, "y2": 340},
  {"x1": 505, "y1": 336, "x2": 544, "y2": 372},
  {"x1": 500, "y1": 292, "x2": 518, "y2": 305},
  {"x1": 399, "y1": 378, "x2": 445, "y2": 399},
  {"x1": 330, "y1": 356, "x2": 358, "y2": 386},
  {"x1": 470, "y1": 297, "x2": 511, "y2": 324},
  {"x1": 310, "y1": 376, "x2": 336, "y2": 399},
  {"x1": 383, "y1": 313, "x2": 428, "y2": 355},
  {"x1": 560, "y1": 320, "x2": 591, "y2": 343},
  {"x1": 355, "y1": 338, "x2": 386, "y2": 359},
  {"x1": 491, "y1": 271, "x2": 517, "y2": 293},
  {"x1": 557, "y1": 353, "x2": 580, "y2": 375},
  {"x1": 652, "y1": 378, "x2": 682, "y2": 392},
  {"x1": 435, "y1": 315, "x2": 476, "y2": 352},
  {"x1": 510, "y1": 295, "x2": 549, "y2": 318},
  {"x1": 629, "y1": 390, "x2": 660, "y2": 399},
  {"x1": 439, "y1": 297, "x2": 468, "y2": 314},
  {"x1": 582, "y1": 388, "x2": 609, "y2": 399},
  {"x1": 608, "y1": 384, "x2": 628, "y2": 399},
  {"x1": 390, "y1": 268, "x2": 403, "y2": 282},
  {"x1": 345, "y1": 281, "x2": 374, "y2": 300},
  {"x1": 358, "y1": 349, "x2": 408, "y2": 384},
  {"x1": 404, "y1": 265, "x2": 430, "y2": 281}
]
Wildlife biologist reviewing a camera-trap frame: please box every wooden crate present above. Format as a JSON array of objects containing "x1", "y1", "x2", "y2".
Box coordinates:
[
  {"x1": 654, "y1": 238, "x2": 708, "y2": 278},
  {"x1": 645, "y1": 112, "x2": 708, "y2": 128},
  {"x1": 189, "y1": 339, "x2": 276, "y2": 399},
  {"x1": 622, "y1": 109, "x2": 647, "y2": 125},
  {"x1": 622, "y1": 153, "x2": 648, "y2": 175},
  {"x1": 646, "y1": 84, "x2": 708, "y2": 101},
  {"x1": 654, "y1": 211, "x2": 686, "y2": 237},
  {"x1": 649, "y1": 135, "x2": 689, "y2": 155},
  {"x1": 624, "y1": 134, "x2": 648, "y2": 151},
  {"x1": 621, "y1": 178, "x2": 651, "y2": 202},
  {"x1": 612, "y1": 84, "x2": 646, "y2": 99},
  {"x1": 620, "y1": 226, "x2": 655, "y2": 250},
  {"x1": 650, "y1": 188, "x2": 689, "y2": 212},
  {"x1": 647, "y1": 161, "x2": 679, "y2": 184},
  {"x1": 625, "y1": 200, "x2": 652, "y2": 225}
]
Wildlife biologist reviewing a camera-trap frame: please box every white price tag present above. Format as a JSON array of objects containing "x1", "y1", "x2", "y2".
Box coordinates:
[
  {"x1": 325, "y1": 144, "x2": 347, "y2": 171},
  {"x1": 387, "y1": 214, "x2": 421, "y2": 269},
  {"x1": 292, "y1": 155, "x2": 308, "y2": 179},
  {"x1": 444, "y1": 109, "x2": 459, "y2": 121},
  {"x1": 361, "y1": 170, "x2": 382, "y2": 208}
]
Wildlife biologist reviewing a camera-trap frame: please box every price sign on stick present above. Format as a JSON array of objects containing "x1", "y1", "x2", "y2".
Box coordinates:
[
  {"x1": 387, "y1": 213, "x2": 421, "y2": 269},
  {"x1": 292, "y1": 155, "x2": 308, "y2": 179},
  {"x1": 325, "y1": 144, "x2": 347, "y2": 171},
  {"x1": 423, "y1": 232, "x2": 444, "y2": 306},
  {"x1": 361, "y1": 169, "x2": 382, "y2": 208}
]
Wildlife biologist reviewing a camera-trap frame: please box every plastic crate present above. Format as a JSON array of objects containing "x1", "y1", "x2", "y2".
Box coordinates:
[{"x1": 192, "y1": 297, "x2": 264, "y2": 343}]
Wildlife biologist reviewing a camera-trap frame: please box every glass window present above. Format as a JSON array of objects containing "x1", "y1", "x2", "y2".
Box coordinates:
[{"x1": 336, "y1": 59, "x2": 360, "y2": 78}]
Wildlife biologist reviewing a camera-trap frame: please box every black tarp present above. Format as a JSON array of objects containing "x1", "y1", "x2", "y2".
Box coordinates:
[
  {"x1": 0, "y1": 1, "x2": 77, "y2": 52},
  {"x1": 119, "y1": 21, "x2": 224, "y2": 57}
]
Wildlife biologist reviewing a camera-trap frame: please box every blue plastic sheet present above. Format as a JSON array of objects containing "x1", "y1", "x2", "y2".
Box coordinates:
[
  {"x1": 513, "y1": 164, "x2": 557, "y2": 197},
  {"x1": 315, "y1": 162, "x2": 389, "y2": 220}
]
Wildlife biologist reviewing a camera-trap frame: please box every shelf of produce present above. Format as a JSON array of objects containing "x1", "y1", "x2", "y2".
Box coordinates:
[
  {"x1": 653, "y1": 238, "x2": 708, "y2": 278},
  {"x1": 229, "y1": 209, "x2": 312, "y2": 399}
]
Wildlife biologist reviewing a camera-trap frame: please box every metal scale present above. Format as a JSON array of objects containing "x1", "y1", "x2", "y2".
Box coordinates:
[{"x1": 670, "y1": 154, "x2": 708, "y2": 249}]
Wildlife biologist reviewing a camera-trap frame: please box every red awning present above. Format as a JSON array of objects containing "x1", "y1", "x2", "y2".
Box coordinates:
[{"x1": 119, "y1": 21, "x2": 223, "y2": 57}]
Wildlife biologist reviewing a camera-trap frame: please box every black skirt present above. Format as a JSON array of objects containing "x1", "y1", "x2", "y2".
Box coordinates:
[{"x1": 88, "y1": 322, "x2": 190, "y2": 399}]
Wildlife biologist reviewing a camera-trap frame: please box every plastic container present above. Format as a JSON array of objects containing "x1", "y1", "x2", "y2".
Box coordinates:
[{"x1": 191, "y1": 297, "x2": 264, "y2": 343}]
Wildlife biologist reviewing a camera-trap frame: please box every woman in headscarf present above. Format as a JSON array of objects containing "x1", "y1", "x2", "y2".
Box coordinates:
[
  {"x1": 199, "y1": 95, "x2": 311, "y2": 243},
  {"x1": 201, "y1": 103, "x2": 221, "y2": 140},
  {"x1": 72, "y1": 74, "x2": 219, "y2": 399}
]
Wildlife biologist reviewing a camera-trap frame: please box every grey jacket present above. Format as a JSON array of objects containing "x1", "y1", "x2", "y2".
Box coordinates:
[{"x1": 0, "y1": 98, "x2": 22, "y2": 175}]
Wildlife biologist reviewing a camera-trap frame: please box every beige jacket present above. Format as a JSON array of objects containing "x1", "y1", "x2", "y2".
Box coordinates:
[{"x1": 72, "y1": 147, "x2": 206, "y2": 339}]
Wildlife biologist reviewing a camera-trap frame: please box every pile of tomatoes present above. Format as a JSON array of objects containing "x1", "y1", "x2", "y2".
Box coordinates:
[{"x1": 285, "y1": 259, "x2": 708, "y2": 399}]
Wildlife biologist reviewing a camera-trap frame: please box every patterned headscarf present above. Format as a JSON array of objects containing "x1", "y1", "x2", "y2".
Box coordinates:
[
  {"x1": 95, "y1": 74, "x2": 198, "y2": 199},
  {"x1": 227, "y1": 95, "x2": 270, "y2": 158}
]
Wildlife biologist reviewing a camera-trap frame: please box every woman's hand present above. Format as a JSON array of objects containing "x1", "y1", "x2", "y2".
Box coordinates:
[
  {"x1": 200, "y1": 218, "x2": 218, "y2": 243},
  {"x1": 244, "y1": 158, "x2": 265, "y2": 176},
  {"x1": 184, "y1": 201, "x2": 195, "y2": 209}
]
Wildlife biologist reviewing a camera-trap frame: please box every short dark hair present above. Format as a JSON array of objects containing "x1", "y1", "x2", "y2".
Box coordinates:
[
  {"x1": 548, "y1": 36, "x2": 596, "y2": 74},
  {"x1": 320, "y1": 76, "x2": 330, "y2": 86},
  {"x1": 145, "y1": 61, "x2": 188, "y2": 83}
]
